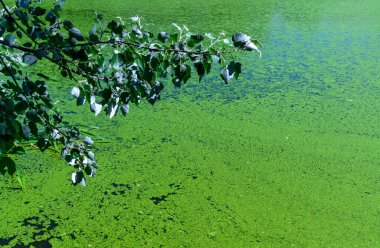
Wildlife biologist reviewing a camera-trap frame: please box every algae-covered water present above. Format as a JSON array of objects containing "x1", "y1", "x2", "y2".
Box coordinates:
[{"x1": 1, "y1": 0, "x2": 380, "y2": 247}]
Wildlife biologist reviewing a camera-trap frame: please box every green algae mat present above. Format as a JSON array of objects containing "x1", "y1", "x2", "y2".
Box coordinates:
[{"x1": 1, "y1": 0, "x2": 380, "y2": 247}]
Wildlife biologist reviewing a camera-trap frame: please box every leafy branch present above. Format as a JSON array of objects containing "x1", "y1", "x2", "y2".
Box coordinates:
[{"x1": 0, "y1": 0, "x2": 261, "y2": 185}]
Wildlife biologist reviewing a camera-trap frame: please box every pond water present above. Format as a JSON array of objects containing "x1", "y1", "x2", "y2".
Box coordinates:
[{"x1": 1, "y1": 0, "x2": 379, "y2": 247}]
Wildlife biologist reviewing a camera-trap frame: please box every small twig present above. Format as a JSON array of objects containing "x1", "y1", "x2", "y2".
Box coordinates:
[
  {"x1": 0, "y1": 0, "x2": 38, "y2": 45},
  {"x1": 0, "y1": 52, "x2": 21, "y2": 89}
]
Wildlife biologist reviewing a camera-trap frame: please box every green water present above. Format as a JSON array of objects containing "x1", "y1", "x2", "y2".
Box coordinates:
[{"x1": 1, "y1": 0, "x2": 380, "y2": 247}]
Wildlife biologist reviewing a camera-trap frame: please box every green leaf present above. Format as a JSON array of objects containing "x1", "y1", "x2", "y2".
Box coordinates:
[
  {"x1": 0, "y1": 26, "x2": 5, "y2": 37},
  {"x1": 37, "y1": 138, "x2": 49, "y2": 152},
  {"x1": 158, "y1": 32, "x2": 169, "y2": 43},
  {"x1": 174, "y1": 64, "x2": 191, "y2": 84},
  {"x1": 45, "y1": 10, "x2": 56, "y2": 23},
  {"x1": 55, "y1": 0, "x2": 66, "y2": 6},
  {"x1": 232, "y1": 32, "x2": 261, "y2": 54},
  {"x1": 120, "y1": 104, "x2": 129, "y2": 116},
  {"x1": 9, "y1": 146, "x2": 25, "y2": 155},
  {"x1": 23, "y1": 54, "x2": 38, "y2": 66},
  {"x1": 71, "y1": 171, "x2": 86, "y2": 186},
  {"x1": 76, "y1": 96, "x2": 86, "y2": 106},
  {"x1": 14, "y1": 100, "x2": 28, "y2": 112},
  {"x1": 69, "y1": 28, "x2": 84, "y2": 40},
  {"x1": 23, "y1": 42, "x2": 33, "y2": 47},
  {"x1": 0, "y1": 136, "x2": 15, "y2": 155},
  {"x1": 26, "y1": 110, "x2": 40, "y2": 122},
  {"x1": 89, "y1": 33, "x2": 99, "y2": 42},
  {"x1": 17, "y1": 0, "x2": 29, "y2": 9},
  {"x1": 63, "y1": 19, "x2": 74, "y2": 29},
  {"x1": 0, "y1": 157, "x2": 16, "y2": 176},
  {"x1": 232, "y1": 32, "x2": 250, "y2": 48},
  {"x1": 0, "y1": 124, "x2": 5, "y2": 136},
  {"x1": 34, "y1": 49, "x2": 45, "y2": 59},
  {"x1": 16, "y1": 30, "x2": 23, "y2": 38},
  {"x1": 194, "y1": 62, "x2": 205, "y2": 82},
  {"x1": 4, "y1": 34, "x2": 15, "y2": 46},
  {"x1": 75, "y1": 49, "x2": 88, "y2": 61},
  {"x1": 107, "y1": 20, "x2": 123, "y2": 34},
  {"x1": 169, "y1": 33, "x2": 179, "y2": 42},
  {"x1": 21, "y1": 123, "x2": 30, "y2": 140},
  {"x1": 29, "y1": 122, "x2": 38, "y2": 137},
  {"x1": 191, "y1": 34, "x2": 204, "y2": 42},
  {"x1": 90, "y1": 103, "x2": 102, "y2": 116},
  {"x1": 32, "y1": 7, "x2": 47, "y2": 16},
  {"x1": 220, "y1": 61, "x2": 242, "y2": 84},
  {"x1": 83, "y1": 136, "x2": 94, "y2": 146}
]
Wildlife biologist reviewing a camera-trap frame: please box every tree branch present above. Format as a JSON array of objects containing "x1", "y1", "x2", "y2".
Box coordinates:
[
  {"x1": 0, "y1": 52, "x2": 21, "y2": 89},
  {"x1": 0, "y1": 40, "x2": 35, "y2": 53},
  {"x1": 0, "y1": 0, "x2": 38, "y2": 45}
]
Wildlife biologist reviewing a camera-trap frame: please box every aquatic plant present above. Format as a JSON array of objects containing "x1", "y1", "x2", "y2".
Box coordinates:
[{"x1": 0, "y1": 0, "x2": 261, "y2": 185}]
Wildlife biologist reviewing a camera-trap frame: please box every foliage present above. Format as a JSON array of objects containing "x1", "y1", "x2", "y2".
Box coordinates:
[{"x1": 0, "y1": 0, "x2": 261, "y2": 185}]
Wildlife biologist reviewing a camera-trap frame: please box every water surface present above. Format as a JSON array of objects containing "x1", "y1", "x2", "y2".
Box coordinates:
[{"x1": 1, "y1": 0, "x2": 379, "y2": 247}]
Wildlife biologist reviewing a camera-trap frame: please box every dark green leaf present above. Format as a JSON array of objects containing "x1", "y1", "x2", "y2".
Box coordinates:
[
  {"x1": 0, "y1": 157, "x2": 16, "y2": 176},
  {"x1": 174, "y1": 64, "x2": 191, "y2": 84},
  {"x1": 0, "y1": 26, "x2": 5, "y2": 37},
  {"x1": 132, "y1": 28, "x2": 142, "y2": 36},
  {"x1": 34, "y1": 49, "x2": 46, "y2": 59},
  {"x1": 23, "y1": 54, "x2": 38, "y2": 66},
  {"x1": 76, "y1": 96, "x2": 86, "y2": 106},
  {"x1": 9, "y1": 146, "x2": 25, "y2": 155},
  {"x1": 101, "y1": 88, "x2": 112, "y2": 103},
  {"x1": 17, "y1": 0, "x2": 29, "y2": 9},
  {"x1": 16, "y1": 30, "x2": 23, "y2": 38},
  {"x1": 220, "y1": 61, "x2": 242, "y2": 84},
  {"x1": 4, "y1": 34, "x2": 15, "y2": 46},
  {"x1": 188, "y1": 34, "x2": 204, "y2": 47},
  {"x1": 29, "y1": 121, "x2": 38, "y2": 137},
  {"x1": 0, "y1": 135, "x2": 15, "y2": 155},
  {"x1": 32, "y1": 7, "x2": 46, "y2": 16},
  {"x1": 37, "y1": 138, "x2": 49, "y2": 152},
  {"x1": 148, "y1": 93, "x2": 160, "y2": 105},
  {"x1": 53, "y1": 114, "x2": 63, "y2": 124},
  {"x1": 191, "y1": 34, "x2": 204, "y2": 42},
  {"x1": 45, "y1": 10, "x2": 56, "y2": 23},
  {"x1": 69, "y1": 28, "x2": 84, "y2": 40},
  {"x1": 71, "y1": 171, "x2": 86, "y2": 186},
  {"x1": 232, "y1": 32, "x2": 260, "y2": 53},
  {"x1": 121, "y1": 104, "x2": 129, "y2": 116},
  {"x1": 14, "y1": 100, "x2": 28, "y2": 112},
  {"x1": 26, "y1": 110, "x2": 40, "y2": 123},
  {"x1": 21, "y1": 123, "x2": 30, "y2": 140},
  {"x1": 107, "y1": 20, "x2": 123, "y2": 34},
  {"x1": 172, "y1": 77, "x2": 183, "y2": 88},
  {"x1": 84, "y1": 165, "x2": 93, "y2": 176},
  {"x1": 23, "y1": 42, "x2": 33, "y2": 47},
  {"x1": 63, "y1": 19, "x2": 74, "y2": 29},
  {"x1": 75, "y1": 49, "x2": 88, "y2": 61},
  {"x1": 89, "y1": 33, "x2": 99, "y2": 42},
  {"x1": 194, "y1": 62, "x2": 206, "y2": 82},
  {"x1": 158, "y1": 32, "x2": 169, "y2": 43},
  {"x1": 169, "y1": 33, "x2": 179, "y2": 42},
  {"x1": 61, "y1": 70, "x2": 68, "y2": 77},
  {"x1": 0, "y1": 124, "x2": 5, "y2": 136},
  {"x1": 232, "y1": 32, "x2": 250, "y2": 48}
]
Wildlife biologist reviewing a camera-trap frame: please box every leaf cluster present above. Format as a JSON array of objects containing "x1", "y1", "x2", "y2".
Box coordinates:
[{"x1": 0, "y1": 0, "x2": 261, "y2": 185}]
